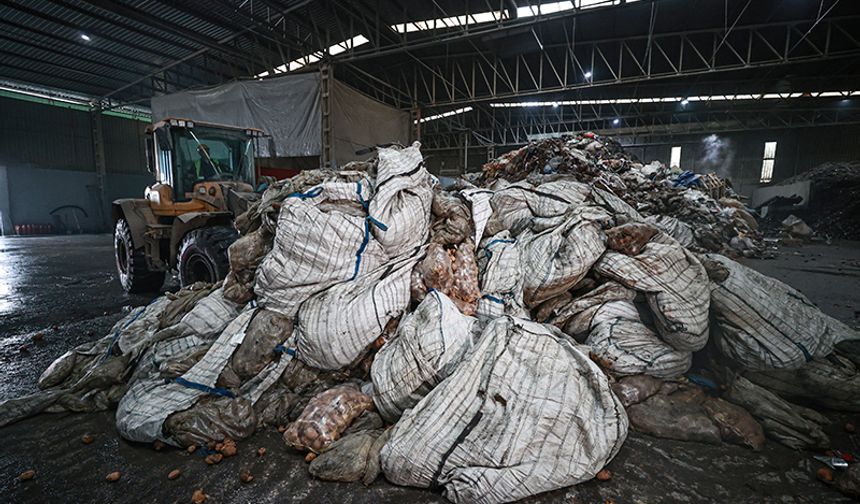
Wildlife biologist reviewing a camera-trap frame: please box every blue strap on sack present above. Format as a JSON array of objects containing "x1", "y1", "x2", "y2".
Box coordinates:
[
  {"x1": 286, "y1": 186, "x2": 323, "y2": 200},
  {"x1": 273, "y1": 344, "x2": 296, "y2": 357},
  {"x1": 173, "y1": 377, "x2": 236, "y2": 398},
  {"x1": 100, "y1": 299, "x2": 156, "y2": 364},
  {"x1": 351, "y1": 181, "x2": 387, "y2": 280}
]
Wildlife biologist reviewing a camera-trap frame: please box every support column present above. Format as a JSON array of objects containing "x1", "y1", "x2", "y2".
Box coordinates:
[
  {"x1": 411, "y1": 103, "x2": 421, "y2": 143},
  {"x1": 320, "y1": 64, "x2": 333, "y2": 169},
  {"x1": 0, "y1": 165, "x2": 13, "y2": 236},
  {"x1": 91, "y1": 105, "x2": 109, "y2": 232}
]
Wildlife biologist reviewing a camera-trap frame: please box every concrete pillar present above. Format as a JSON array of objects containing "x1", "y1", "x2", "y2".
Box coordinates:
[{"x1": 0, "y1": 165, "x2": 12, "y2": 235}]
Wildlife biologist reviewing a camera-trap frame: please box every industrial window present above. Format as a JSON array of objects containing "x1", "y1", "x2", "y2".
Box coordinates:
[
  {"x1": 670, "y1": 146, "x2": 682, "y2": 169},
  {"x1": 760, "y1": 141, "x2": 777, "y2": 183}
]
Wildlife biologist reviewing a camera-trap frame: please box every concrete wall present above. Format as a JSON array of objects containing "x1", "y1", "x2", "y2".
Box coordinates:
[{"x1": 0, "y1": 96, "x2": 151, "y2": 234}]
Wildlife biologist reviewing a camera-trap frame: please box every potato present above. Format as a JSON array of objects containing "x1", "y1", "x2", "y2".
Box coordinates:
[
  {"x1": 168, "y1": 469, "x2": 181, "y2": 480},
  {"x1": 239, "y1": 469, "x2": 254, "y2": 484},
  {"x1": 105, "y1": 471, "x2": 121, "y2": 482},
  {"x1": 191, "y1": 489, "x2": 208, "y2": 504},
  {"x1": 19, "y1": 470, "x2": 35, "y2": 481},
  {"x1": 81, "y1": 434, "x2": 94, "y2": 445}
]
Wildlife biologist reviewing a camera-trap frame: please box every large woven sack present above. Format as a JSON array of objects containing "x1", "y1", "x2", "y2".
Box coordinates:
[
  {"x1": 476, "y1": 231, "x2": 528, "y2": 319},
  {"x1": 371, "y1": 291, "x2": 478, "y2": 422},
  {"x1": 703, "y1": 253, "x2": 859, "y2": 369},
  {"x1": 381, "y1": 316, "x2": 628, "y2": 504},
  {"x1": 594, "y1": 235, "x2": 710, "y2": 351},
  {"x1": 484, "y1": 180, "x2": 590, "y2": 237},
  {"x1": 555, "y1": 282, "x2": 692, "y2": 378},
  {"x1": 117, "y1": 309, "x2": 293, "y2": 445},
  {"x1": 295, "y1": 249, "x2": 423, "y2": 371},
  {"x1": 369, "y1": 142, "x2": 433, "y2": 257},
  {"x1": 519, "y1": 205, "x2": 610, "y2": 307},
  {"x1": 254, "y1": 172, "x2": 386, "y2": 317}
]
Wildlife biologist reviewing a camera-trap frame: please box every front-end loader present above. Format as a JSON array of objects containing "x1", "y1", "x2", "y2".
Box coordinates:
[{"x1": 112, "y1": 118, "x2": 265, "y2": 293}]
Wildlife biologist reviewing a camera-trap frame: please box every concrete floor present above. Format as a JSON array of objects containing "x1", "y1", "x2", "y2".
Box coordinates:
[{"x1": 1, "y1": 234, "x2": 859, "y2": 503}]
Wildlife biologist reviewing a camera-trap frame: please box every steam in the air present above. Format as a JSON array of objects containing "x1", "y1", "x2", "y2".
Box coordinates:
[{"x1": 698, "y1": 134, "x2": 735, "y2": 176}]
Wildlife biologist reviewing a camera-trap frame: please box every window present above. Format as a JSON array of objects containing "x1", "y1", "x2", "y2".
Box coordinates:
[
  {"x1": 670, "y1": 146, "x2": 682, "y2": 169},
  {"x1": 760, "y1": 141, "x2": 777, "y2": 183}
]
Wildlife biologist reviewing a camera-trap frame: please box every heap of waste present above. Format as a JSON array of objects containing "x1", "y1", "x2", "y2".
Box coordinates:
[
  {"x1": 760, "y1": 161, "x2": 860, "y2": 241},
  {"x1": 3, "y1": 133, "x2": 859, "y2": 504}
]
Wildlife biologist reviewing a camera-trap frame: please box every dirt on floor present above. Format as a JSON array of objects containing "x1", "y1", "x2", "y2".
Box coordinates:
[{"x1": 1, "y1": 235, "x2": 859, "y2": 504}]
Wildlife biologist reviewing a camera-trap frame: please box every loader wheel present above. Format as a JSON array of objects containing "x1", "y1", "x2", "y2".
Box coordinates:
[
  {"x1": 115, "y1": 218, "x2": 164, "y2": 293},
  {"x1": 177, "y1": 226, "x2": 238, "y2": 287}
]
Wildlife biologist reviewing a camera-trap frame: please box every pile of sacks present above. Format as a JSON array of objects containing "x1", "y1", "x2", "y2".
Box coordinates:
[
  {"x1": 482, "y1": 134, "x2": 763, "y2": 257},
  {"x1": 3, "y1": 136, "x2": 860, "y2": 504}
]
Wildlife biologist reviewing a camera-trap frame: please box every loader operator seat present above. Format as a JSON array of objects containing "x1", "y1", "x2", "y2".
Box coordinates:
[{"x1": 195, "y1": 144, "x2": 220, "y2": 179}]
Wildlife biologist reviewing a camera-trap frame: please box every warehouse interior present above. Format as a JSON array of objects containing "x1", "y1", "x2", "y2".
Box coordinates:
[{"x1": 2, "y1": 1, "x2": 860, "y2": 502}]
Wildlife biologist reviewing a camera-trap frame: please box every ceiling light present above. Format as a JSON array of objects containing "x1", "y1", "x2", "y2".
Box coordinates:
[
  {"x1": 584, "y1": 71, "x2": 593, "y2": 79},
  {"x1": 681, "y1": 98, "x2": 689, "y2": 106},
  {"x1": 612, "y1": 118, "x2": 620, "y2": 125},
  {"x1": 552, "y1": 102, "x2": 559, "y2": 108},
  {"x1": 80, "y1": 33, "x2": 92, "y2": 42}
]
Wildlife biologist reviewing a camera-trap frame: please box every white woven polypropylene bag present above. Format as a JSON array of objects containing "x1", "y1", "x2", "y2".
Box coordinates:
[
  {"x1": 519, "y1": 205, "x2": 610, "y2": 307},
  {"x1": 557, "y1": 282, "x2": 692, "y2": 379},
  {"x1": 369, "y1": 142, "x2": 433, "y2": 258},
  {"x1": 254, "y1": 173, "x2": 386, "y2": 317},
  {"x1": 594, "y1": 236, "x2": 710, "y2": 351},
  {"x1": 381, "y1": 316, "x2": 628, "y2": 504},
  {"x1": 371, "y1": 290, "x2": 478, "y2": 422},
  {"x1": 294, "y1": 249, "x2": 424, "y2": 371},
  {"x1": 704, "y1": 253, "x2": 859, "y2": 369}
]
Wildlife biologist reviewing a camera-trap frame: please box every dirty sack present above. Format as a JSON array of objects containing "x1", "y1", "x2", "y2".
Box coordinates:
[
  {"x1": 371, "y1": 291, "x2": 478, "y2": 422},
  {"x1": 475, "y1": 231, "x2": 529, "y2": 319},
  {"x1": 284, "y1": 383, "x2": 374, "y2": 453},
  {"x1": 519, "y1": 205, "x2": 610, "y2": 307},
  {"x1": 410, "y1": 242, "x2": 481, "y2": 315},
  {"x1": 254, "y1": 171, "x2": 386, "y2": 317},
  {"x1": 627, "y1": 385, "x2": 764, "y2": 450},
  {"x1": 483, "y1": 180, "x2": 591, "y2": 237},
  {"x1": 702, "y1": 254, "x2": 859, "y2": 370},
  {"x1": 551, "y1": 282, "x2": 692, "y2": 379},
  {"x1": 381, "y1": 316, "x2": 627, "y2": 504},
  {"x1": 643, "y1": 215, "x2": 694, "y2": 247},
  {"x1": 309, "y1": 428, "x2": 391, "y2": 484},
  {"x1": 594, "y1": 234, "x2": 710, "y2": 352},
  {"x1": 722, "y1": 373, "x2": 829, "y2": 450},
  {"x1": 294, "y1": 248, "x2": 423, "y2": 371},
  {"x1": 368, "y1": 142, "x2": 433, "y2": 257},
  {"x1": 0, "y1": 297, "x2": 171, "y2": 427},
  {"x1": 222, "y1": 227, "x2": 272, "y2": 303},
  {"x1": 744, "y1": 351, "x2": 860, "y2": 412},
  {"x1": 116, "y1": 308, "x2": 291, "y2": 445}
]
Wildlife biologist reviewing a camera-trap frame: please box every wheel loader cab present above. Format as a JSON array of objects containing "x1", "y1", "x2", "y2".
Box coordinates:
[
  {"x1": 148, "y1": 118, "x2": 260, "y2": 209},
  {"x1": 112, "y1": 118, "x2": 264, "y2": 293}
]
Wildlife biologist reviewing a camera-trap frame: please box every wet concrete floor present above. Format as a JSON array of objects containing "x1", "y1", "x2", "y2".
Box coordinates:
[{"x1": 1, "y1": 234, "x2": 859, "y2": 503}]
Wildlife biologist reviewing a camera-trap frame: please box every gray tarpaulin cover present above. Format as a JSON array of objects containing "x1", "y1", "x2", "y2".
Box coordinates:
[
  {"x1": 381, "y1": 316, "x2": 628, "y2": 504},
  {"x1": 150, "y1": 73, "x2": 321, "y2": 158},
  {"x1": 150, "y1": 74, "x2": 411, "y2": 163},
  {"x1": 331, "y1": 80, "x2": 410, "y2": 165}
]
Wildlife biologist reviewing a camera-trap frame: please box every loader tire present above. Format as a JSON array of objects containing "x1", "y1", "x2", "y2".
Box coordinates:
[
  {"x1": 115, "y1": 218, "x2": 164, "y2": 293},
  {"x1": 177, "y1": 226, "x2": 238, "y2": 287}
]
